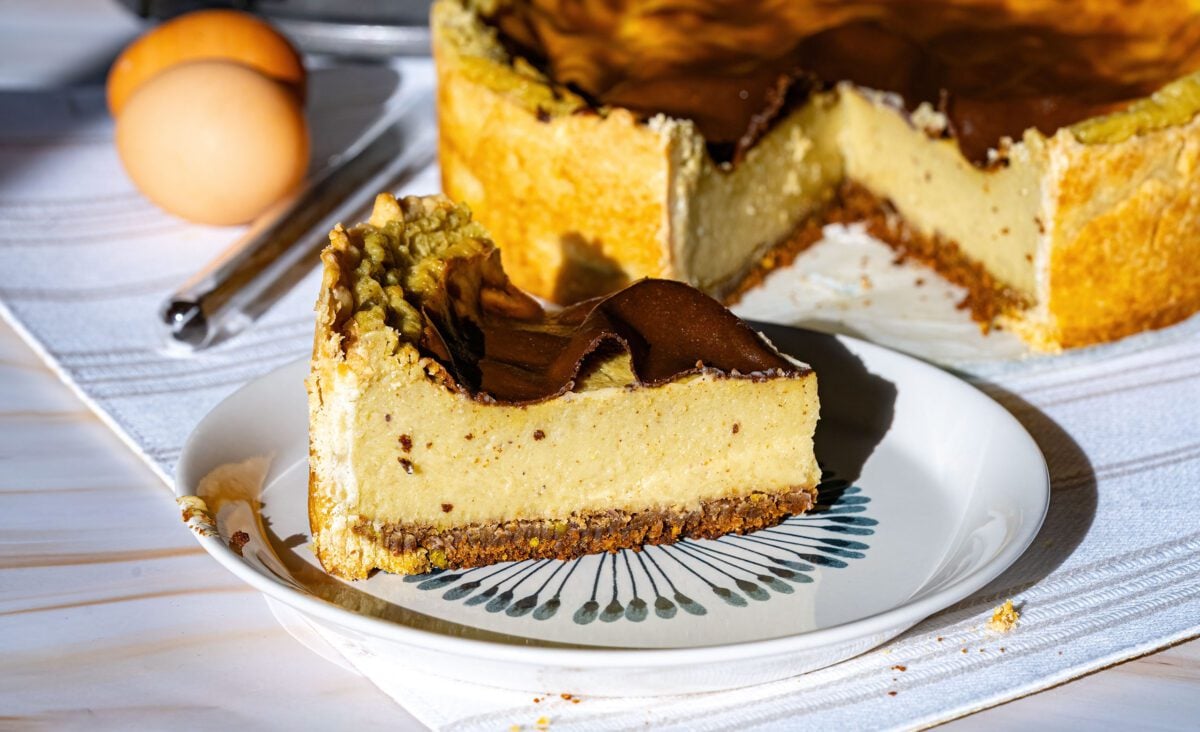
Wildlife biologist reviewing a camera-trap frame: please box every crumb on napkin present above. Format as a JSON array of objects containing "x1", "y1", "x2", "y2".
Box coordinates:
[{"x1": 987, "y1": 599, "x2": 1020, "y2": 632}]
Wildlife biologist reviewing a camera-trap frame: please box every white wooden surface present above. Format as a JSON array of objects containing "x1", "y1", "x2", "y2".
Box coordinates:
[
  {"x1": 0, "y1": 320, "x2": 421, "y2": 730},
  {"x1": 2, "y1": 318, "x2": 1198, "y2": 730}
]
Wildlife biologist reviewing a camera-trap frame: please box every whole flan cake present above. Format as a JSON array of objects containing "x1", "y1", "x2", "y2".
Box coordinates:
[
  {"x1": 307, "y1": 193, "x2": 821, "y2": 579},
  {"x1": 432, "y1": 0, "x2": 1200, "y2": 351}
]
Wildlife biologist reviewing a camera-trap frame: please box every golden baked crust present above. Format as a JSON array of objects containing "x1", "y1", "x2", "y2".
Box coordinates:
[
  {"x1": 1032, "y1": 118, "x2": 1200, "y2": 349},
  {"x1": 433, "y1": 1, "x2": 677, "y2": 302},
  {"x1": 435, "y1": 0, "x2": 843, "y2": 303},
  {"x1": 432, "y1": 0, "x2": 1200, "y2": 352}
]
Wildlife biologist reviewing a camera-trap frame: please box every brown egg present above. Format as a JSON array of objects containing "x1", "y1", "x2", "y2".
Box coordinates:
[
  {"x1": 107, "y1": 9, "x2": 305, "y2": 117},
  {"x1": 115, "y1": 60, "x2": 310, "y2": 226}
]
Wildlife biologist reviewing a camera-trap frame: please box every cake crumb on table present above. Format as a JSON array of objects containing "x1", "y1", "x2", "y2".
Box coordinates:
[
  {"x1": 228, "y1": 530, "x2": 250, "y2": 556},
  {"x1": 987, "y1": 599, "x2": 1020, "y2": 632}
]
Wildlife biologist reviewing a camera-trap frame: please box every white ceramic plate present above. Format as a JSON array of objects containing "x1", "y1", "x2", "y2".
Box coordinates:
[{"x1": 175, "y1": 328, "x2": 1048, "y2": 696}]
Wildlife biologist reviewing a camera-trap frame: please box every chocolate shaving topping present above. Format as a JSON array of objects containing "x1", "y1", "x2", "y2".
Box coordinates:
[
  {"x1": 732, "y1": 70, "x2": 817, "y2": 166},
  {"x1": 423, "y1": 278, "x2": 804, "y2": 405},
  {"x1": 489, "y1": 1, "x2": 1200, "y2": 165}
]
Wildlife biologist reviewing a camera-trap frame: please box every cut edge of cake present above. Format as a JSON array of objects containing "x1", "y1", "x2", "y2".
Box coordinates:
[
  {"x1": 432, "y1": 0, "x2": 1200, "y2": 352},
  {"x1": 308, "y1": 193, "x2": 821, "y2": 580}
]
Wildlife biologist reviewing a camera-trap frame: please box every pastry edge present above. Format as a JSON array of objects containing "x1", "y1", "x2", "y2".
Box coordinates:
[{"x1": 433, "y1": 0, "x2": 684, "y2": 303}]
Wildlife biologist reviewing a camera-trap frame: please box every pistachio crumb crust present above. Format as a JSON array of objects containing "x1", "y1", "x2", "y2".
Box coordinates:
[{"x1": 358, "y1": 486, "x2": 818, "y2": 574}]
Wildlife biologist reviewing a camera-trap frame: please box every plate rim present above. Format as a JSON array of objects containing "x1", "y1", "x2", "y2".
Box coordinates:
[{"x1": 176, "y1": 333, "x2": 1049, "y2": 668}]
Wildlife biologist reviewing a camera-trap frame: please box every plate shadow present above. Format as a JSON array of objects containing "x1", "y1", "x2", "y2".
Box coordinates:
[
  {"x1": 753, "y1": 322, "x2": 897, "y2": 483},
  {"x1": 971, "y1": 383, "x2": 1098, "y2": 593},
  {"x1": 895, "y1": 381, "x2": 1098, "y2": 634}
]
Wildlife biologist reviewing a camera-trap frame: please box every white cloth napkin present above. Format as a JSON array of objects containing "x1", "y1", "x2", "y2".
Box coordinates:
[{"x1": 2, "y1": 60, "x2": 1198, "y2": 730}]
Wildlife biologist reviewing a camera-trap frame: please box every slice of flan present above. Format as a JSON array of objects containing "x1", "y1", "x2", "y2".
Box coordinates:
[
  {"x1": 432, "y1": 0, "x2": 1200, "y2": 351},
  {"x1": 307, "y1": 193, "x2": 820, "y2": 580}
]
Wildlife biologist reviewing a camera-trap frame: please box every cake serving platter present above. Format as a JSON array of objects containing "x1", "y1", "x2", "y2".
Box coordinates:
[{"x1": 175, "y1": 328, "x2": 1048, "y2": 696}]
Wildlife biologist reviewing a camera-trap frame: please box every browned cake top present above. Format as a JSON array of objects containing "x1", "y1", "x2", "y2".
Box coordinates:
[{"x1": 487, "y1": 0, "x2": 1200, "y2": 164}]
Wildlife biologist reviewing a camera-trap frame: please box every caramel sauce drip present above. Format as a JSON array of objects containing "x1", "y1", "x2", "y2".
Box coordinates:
[{"x1": 490, "y1": 0, "x2": 1200, "y2": 163}]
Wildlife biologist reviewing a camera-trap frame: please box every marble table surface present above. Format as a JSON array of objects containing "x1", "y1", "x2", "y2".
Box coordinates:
[{"x1": 3, "y1": 319, "x2": 1199, "y2": 731}]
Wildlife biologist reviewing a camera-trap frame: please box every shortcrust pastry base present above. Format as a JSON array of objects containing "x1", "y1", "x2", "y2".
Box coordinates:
[{"x1": 333, "y1": 485, "x2": 817, "y2": 578}]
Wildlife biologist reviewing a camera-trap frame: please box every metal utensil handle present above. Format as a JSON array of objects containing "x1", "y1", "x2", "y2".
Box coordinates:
[{"x1": 161, "y1": 113, "x2": 434, "y2": 349}]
